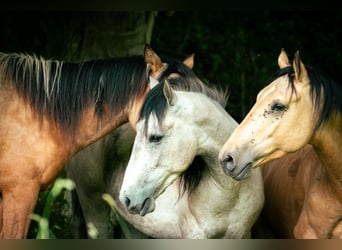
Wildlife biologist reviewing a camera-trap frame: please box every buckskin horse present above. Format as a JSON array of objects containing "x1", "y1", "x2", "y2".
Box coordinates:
[{"x1": 219, "y1": 49, "x2": 342, "y2": 238}]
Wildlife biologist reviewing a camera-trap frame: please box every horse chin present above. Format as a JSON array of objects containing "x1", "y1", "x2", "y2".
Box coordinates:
[
  {"x1": 139, "y1": 197, "x2": 156, "y2": 216},
  {"x1": 230, "y1": 163, "x2": 252, "y2": 181}
]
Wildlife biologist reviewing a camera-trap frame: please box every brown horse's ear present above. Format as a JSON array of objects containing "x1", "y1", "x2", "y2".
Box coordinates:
[
  {"x1": 293, "y1": 50, "x2": 309, "y2": 84},
  {"x1": 278, "y1": 48, "x2": 291, "y2": 69},
  {"x1": 163, "y1": 79, "x2": 178, "y2": 106},
  {"x1": 144, "y1": 44, "x2": 164, "y2": 77},
  {"x1": 183, "y1": 53, "x2": 194, "y2": 69}
]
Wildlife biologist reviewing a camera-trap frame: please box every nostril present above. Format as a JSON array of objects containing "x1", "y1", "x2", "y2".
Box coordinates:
[
  {"x1": 225, "y1": 155, "x2": 234, "y2": 163},
  {"x1": 221, "y1": 154, "x2": 235, "y2": 172},
  {"x1": 124, "y1": 196, "x2": 131, "y2": 208}
]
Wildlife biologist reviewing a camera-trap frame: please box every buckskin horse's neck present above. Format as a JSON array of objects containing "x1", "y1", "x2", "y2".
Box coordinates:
[{"x1": 311, "y1": 113, "x2": 342, "y2": 197}]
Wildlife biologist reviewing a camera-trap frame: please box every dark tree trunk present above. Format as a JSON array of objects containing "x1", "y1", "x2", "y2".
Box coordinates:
[{"x1": 0, "y1": 11, "x2": 156, "y2": 60}]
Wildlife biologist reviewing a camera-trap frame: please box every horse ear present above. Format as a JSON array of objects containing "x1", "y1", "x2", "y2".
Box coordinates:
[
  {"x1": 278, "y1": 48, "x2": 291, "y2": 69},
  {"x1": 293, "y1": 50, "x2": 309, "y2": 84},
  {"x1": 144, "y1": 44, "x2": 164, "y2": 77},
  {"x1": 163, "y1": 80, "x2": 178, "y2": 106},
  {"x1": 183, "y1": 53, "x2": 194, "y2": 69}
]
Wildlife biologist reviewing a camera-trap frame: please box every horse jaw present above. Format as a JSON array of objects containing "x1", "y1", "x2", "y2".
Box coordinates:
[
  {"x1": 119, "y1": 170, "x2": 180, "y2": 216},
  {"x1": 119, "y1": 110, "x2": 193, "y2": 216}
]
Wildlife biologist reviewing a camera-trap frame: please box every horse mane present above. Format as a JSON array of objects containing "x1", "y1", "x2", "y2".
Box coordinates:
[
  {"x1": 140, "y1": 59, "x2": 228, "y2": 134},
  {"x1": 268, "y1": 65, "x2": 342, "y2": 130},
  {"x1": 139, "y1": 59, "x2": 229, "y2": 196},
  {"x1": 178, "y1": 156, "x2": 206, "y2": 197},
  {"x1": 0, "y1": 52, "x2": 149, "y2": 136}
]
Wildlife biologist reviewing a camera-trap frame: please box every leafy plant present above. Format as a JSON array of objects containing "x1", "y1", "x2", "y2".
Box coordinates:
[
  {"x1": 102, "y1": 193, "x2": 132, "y2": 239},
  {"x1": 31, "y1": 178, "x2": 75, "y2": 239}
]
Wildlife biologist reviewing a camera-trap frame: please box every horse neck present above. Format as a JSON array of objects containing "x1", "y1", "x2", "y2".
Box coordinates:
[
  {"x1": 72, "y1": 104, "x2": 130, "y2": 152},
  {"x1": 69, "y1": 73, "x2": 148, "y2": 151},
  {"x1": 184, "y1": 101, "x2": 243, "y2": 215},
  {"x1": 311, "y1": 112, "x2": 342, "y2": 193},
  {"x1": 196, "y1": 101, "x2": 239, "y2": 188}
]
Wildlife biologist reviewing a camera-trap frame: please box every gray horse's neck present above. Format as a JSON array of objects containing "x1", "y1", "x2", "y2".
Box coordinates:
[{"x1": 195, "y1": 98, "x2": 240, "y2": 189}]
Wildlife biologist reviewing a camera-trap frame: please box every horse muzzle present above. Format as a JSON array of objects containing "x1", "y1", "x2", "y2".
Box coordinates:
[
  {"x1": 219, "y1": 153, "x2": 252, "y2": 181},
  {"x1": 120, "y1": 194, "x2": 155, "y2": 216}
]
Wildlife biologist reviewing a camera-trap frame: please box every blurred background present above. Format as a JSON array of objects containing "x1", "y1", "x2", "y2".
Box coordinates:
[
  {"x1": 2, "y1": 11, "x2": 342, "y2": 122},
  {"x1": 0, "y1": 10, "x2": 341, "y2": 238}
]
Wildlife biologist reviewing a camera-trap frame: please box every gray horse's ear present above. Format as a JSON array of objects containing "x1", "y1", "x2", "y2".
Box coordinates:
[
  {"x1": 149, "y1": 76, "x2": 160, "y2": 89},
  {"x1": 163, "y1": 80, "x2": 178, "y2": 106}
]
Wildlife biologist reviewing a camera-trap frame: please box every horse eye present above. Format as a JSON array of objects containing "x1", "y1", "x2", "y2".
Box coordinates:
[
  {"x1": 271, "y1": 102, "x2": 287, "y2": 112},
  {"x1": 149, "y1": 135, "x2": 163, "y2": 143}
]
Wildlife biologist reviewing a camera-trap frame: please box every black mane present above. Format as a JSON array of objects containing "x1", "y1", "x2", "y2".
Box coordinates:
[
  {"x1": 268, "y1": 65, "x2": 342, "y2": 130},
  {"x1": 139, "y1": 59, "x2": 228, "y2": 196},
  {"x1": 140, "y1": 59, "x2": 228, "y2": 134},
  {"x1": 0, "y1": 52, "x2": 149, "y2": 135}
]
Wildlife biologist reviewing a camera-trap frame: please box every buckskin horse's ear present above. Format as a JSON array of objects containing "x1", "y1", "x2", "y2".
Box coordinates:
[
  {"x1": 293, "y1": 50, "x2": 309, "y2": 85},
  {"x1": 144, "y1": 44, "x2": 164, "y2": 78},
  {"x1": 183, "y1": 53, "x2": 194, "y2": 69},
  {"x1": 278, "y1": 48, "x2": 291, "y2": 69},
  {"x1": 163, "y1": 79, "x2": 178, "y2": 106}
]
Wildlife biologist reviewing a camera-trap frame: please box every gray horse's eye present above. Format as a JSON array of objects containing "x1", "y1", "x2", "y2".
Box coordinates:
[{"x1": 149, "y1": 134, "x2": 163, "y2": 143}]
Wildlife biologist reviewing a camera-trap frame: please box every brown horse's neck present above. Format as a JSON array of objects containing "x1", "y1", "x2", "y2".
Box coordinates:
[
  {"x1": 70, "y1": 84, "x2": 148, "y2": 152},
  {"x1": 311, "y1": 113, "x2": 342, "y2": 195},
  {"x1": 71, "y1": 105, "x2": 129, "y2": 153}
]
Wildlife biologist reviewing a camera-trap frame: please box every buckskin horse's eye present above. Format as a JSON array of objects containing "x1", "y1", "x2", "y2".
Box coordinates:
[
  {"x1": 149, "y1": 134, "x2": 163, "y2": 143},
  {"x1": 271, "y1": 102, "x2": 287, "y2": 112}
]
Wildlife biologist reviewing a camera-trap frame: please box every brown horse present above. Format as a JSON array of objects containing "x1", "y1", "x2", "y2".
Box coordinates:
[
  {"x1": 0, "y1": 44, "x2": 170, "y2": 239},
  {"x1": 219, "y1": 49, "x2": 342, "y2": 238},
  {"x1": 252, "y1": 144, "x2": 323, "y2": 238}
]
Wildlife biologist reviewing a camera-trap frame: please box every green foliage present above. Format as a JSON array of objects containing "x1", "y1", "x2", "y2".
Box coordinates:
[
  {"x1": 29, "y1": 179, "x2": 132, "y2": 239},
  {"x1": 102, "y1": 194, "x2": 132, "y2": 239},
  {"x1": 30, "y1": 178, "x2": 75, "y2": 239}
]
